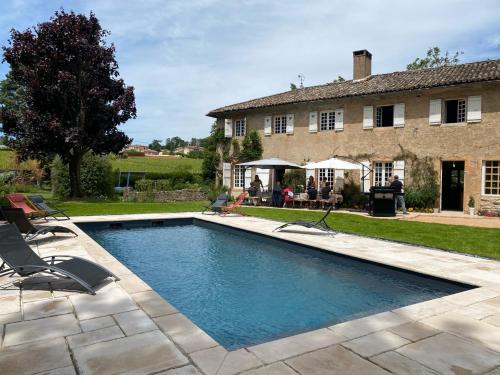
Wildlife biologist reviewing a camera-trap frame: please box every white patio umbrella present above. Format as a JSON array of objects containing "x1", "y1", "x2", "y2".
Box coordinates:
[
  {"x1": 302, "y1": 157, "x2": 362, "y2": 170},
  {"x1": 237, "y1": 158, "x2": 302, "y2": 169}
]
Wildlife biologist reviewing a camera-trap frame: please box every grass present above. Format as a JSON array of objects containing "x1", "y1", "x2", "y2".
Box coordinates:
[
  {"x1": 111, "y1": 157, "x2": 202, "y2": 173},
  {"x1": 238, "y1": 207, "x2": 500, "y2": 260}
]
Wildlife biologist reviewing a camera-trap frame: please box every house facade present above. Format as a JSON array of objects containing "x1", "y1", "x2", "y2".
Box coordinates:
[{"x1": 207, "y1": 50, "x2": 500, "y2": 213}]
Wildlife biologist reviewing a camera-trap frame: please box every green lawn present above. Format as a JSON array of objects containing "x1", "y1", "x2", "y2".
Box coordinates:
[
  {"x1": 111, "y1": 157, "x2": 202, "y2": 173},
  {"x1": 238, "y1": 207, "x2": 500, "y2": 260}
]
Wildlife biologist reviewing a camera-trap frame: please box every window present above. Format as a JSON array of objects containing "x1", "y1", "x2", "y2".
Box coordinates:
[
  {"x1": 234, "y1": 165, "x2": 245, "y2": 188},
  {"x1": 376, "y1": 105, "x2": 394, "y2": 127},
  {"x1": 444, "y1": 99, "x2": 466, "y2": 123},
  {"x1": 234, "y1": 119, "x2": 246, "y2": 137},
  {"x1": 319, "y1": 168, "x2": 334, "y2": 188},
  {"x1": 483, "y1": 161, "x2": 500, "y2": 195},
  {"x1": 320, "y1": 111, "x2": 335, "y2": 131},
  {"x1": 274, "y1": 115, "x2": 287, "y2": 134},
  {"x1": 374, "y1": 162, "x2": 393, "y2": 186}
]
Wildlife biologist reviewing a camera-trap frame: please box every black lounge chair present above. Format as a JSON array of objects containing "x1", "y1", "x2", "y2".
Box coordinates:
[
  {"x1": 1, "y1": 207, "x2": 77, "y2": 241},
  {"x1": 202, "y1": 193, "x2": 229, "y2": 214},
  {"x1": 0, "y1": 224, "x2": 118, "y2": 294},
  {"x1": 273, "y1": 205, "x2": 336, "y2": 234},
  {"x1": 28, "y1": 195, "x2": 70, "y2": 220}
]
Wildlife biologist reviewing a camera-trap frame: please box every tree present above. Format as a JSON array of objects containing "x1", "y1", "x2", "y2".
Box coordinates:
[
  {"x1": 239, "y1": 129, "x2": 263, "y2": 162},
  {"x1": 407, "y1": 47, "x2": 463, "y2": 70},
  {"x1": 164, "y1": 136, "x2": 187, "y2": 152},
  {"x1": 1, "y1": 10, "x2": 136, "y2": 197},
  {"x1": 149, "y1": 139, "x2": 162, "y2": 152},
  {"x1": 201, "y1": 123, "x2": 225, "y2": 182},
  {"x1": 332, "y1": 75, "x2": 345, "y2": 82},
  {"x1": 290, "y1": 83, "x2": 298, "y2": 90}
]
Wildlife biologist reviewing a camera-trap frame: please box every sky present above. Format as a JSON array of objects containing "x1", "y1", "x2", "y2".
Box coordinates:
[{"x1": 0, "y1": 0, "x2": 499, "y2": 145}]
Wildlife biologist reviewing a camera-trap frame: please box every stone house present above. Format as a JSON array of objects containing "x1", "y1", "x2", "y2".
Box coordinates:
[{"x1": 207, "y1": 50, "x2": 500, "y2": 213}]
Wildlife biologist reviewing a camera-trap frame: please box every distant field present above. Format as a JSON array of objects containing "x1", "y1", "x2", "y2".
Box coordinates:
[{"x1": 111, "y1": 156, "x2": 203, "y2": 173}]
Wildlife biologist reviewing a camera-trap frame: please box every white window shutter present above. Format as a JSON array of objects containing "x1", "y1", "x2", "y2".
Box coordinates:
[
  {"x1": 306, "y1": 168, "x2": 315, "y2": 187},
  {"x1": 222, "y1": 162, "x2": 231, "y2": 188},
  {"x1": 360, "y1": 160, "x2": 372, "y2": 192},
  {"x1": 308, "y1": 112, "x2": 318, "y2": 133},
  {"x1": 286, "y1": 113, "x2": 294, "y2": 134},
  {"x1": 224, "y1": 119, "x2": 233, "y2": 137},
  {"x1": 264, "y1": 116, "x2": 272, "y2": 136},
  {"x1": 335, "y1": 108, "x2": 344, "y2": 130},
  {"x1": 393, "y1": 160, "x2": 405, "y2": 187},
  {"x1": 429, "y1": 99, "x2": 442, "y2": 125},
  {"x1": 393, "y1": 103, "x2": 405, "y2": 127},
  {"x1": 244, "y1": 168, "x2": 252, "y2": 188},
  {"x1": 363, "y1": 106, "x2": 373, "y2": 129},
  {"x1": 467, "y1": 95, "x2": 481, "y2": 122}
]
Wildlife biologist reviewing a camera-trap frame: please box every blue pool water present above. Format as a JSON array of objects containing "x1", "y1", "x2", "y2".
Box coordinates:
[{"x1": 79, "y1": 219, "x2": 471, "y2": 350}]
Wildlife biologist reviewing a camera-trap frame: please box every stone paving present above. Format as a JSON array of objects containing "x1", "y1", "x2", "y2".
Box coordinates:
[{"x1": 0, "y1": 212, "x2": 500, "y2": 374}]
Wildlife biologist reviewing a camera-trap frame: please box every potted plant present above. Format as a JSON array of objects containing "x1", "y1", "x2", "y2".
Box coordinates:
[{"x1": 467, "y1": 196, "x2": 475, "y2": 216}]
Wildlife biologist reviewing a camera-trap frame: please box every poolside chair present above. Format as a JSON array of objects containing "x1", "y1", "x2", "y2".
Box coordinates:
[
  {"x1": 5, "y1": 193, "x2": 46, "y2": 219},
  {"x1": 28, "y1": 195, "x2": 70, "y2": 220},
  {"x1": 202, "y1": 193, "x2": 229, "y2": 214},
  {"x1": 0, "y1": 207, "x2": 77, "y2": 241},
  {"x1": 273, "y1": 205, "x2": 336, "y2": 234},
  {"x1": 220, "y1": 192, "x2": 248, "y2": 215},
  {"x1": 0, "y1": 224, "x2": 118, "y2": 295}
]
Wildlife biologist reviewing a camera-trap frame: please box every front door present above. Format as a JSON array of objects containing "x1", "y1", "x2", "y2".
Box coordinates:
[{"x1": 441, "y1": 161, "x2": 464, "y2": 211}]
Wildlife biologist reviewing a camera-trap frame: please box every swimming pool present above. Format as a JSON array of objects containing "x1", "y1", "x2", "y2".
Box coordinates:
[{"x1": 79, "y1": 218, "x2": 472, "y2": 350}]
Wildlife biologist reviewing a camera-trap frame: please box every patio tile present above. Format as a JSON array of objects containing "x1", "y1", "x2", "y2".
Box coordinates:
[
  {"x1": 72, "y1": 330, "x2": 188, "y2": 375},
  {"x1": 388, "y1": 321, "x2": 440, "y2": 342},
  {"x1": 240, "y1": 362, "x2": 298, "y2": 375},
  {"x1": 22, "y1": 289, "x2": 53, "y2": 303},
  {"x1": 422, "y1": 311, "x2": 500, "y2": 352},
  {"x1": 0, "y1": 311, "x2": 22, "y2": 325},
  {"x1": 0, "y1": 295, "x2": 21, "y2": 314},
  {"x1": 484, "y1": 367, "x2": 500, "y2": 375},
  {"x1": 35, "y1": 366, "x2": 77, "y2": 375},
  {"x1": 443, "y1": 288, "x2": 500, "y2": 306},
  {"x1": 285, "y1": 345, "x2": 390, "y2": 375},
  {"x1": 117, "y1": 274, "x2": 152, "y2": 294},
  {"x1": 80, "y1": 316, "x2": 116, "y2": 332},
  {"x1": 131, "y1": 290, "x2": 178, "y2": 317},
  {"x1": 458, "y1": 303, "x2": 500, "y2": 319},
  {"x1": 392, "y1": 298, "x2": 458, "y2": 320},
  {"x1": 248, "y1": 328, "x2": 346, "y2": 364},
  {"x1": 189, "y1": 346, "x2": 262, "y2": 375},
  {"x1": 114, "y1": 309, "x2": 157, "y2": 335},
  {"x1": 370, "y1": 351, "x2": 439, "y2": 374},
  {"x1": 67, "y1": 325, "x2": 124, "y2": 348},
  {"x1": 4, "y1": 313, "x2": 80, "y2": 347},
  {"x1": 70, "y1": 286, "x2": 138, "y2": 320},
  {"x1": 157, "y1": 365, "x2": 201, "y2": 374},
  {"x1": 397, "y1": 333, "x2": 500, "y2": 375},
  {"x1": 154, "y1": 313, "x2": 218, "y2": 353},
  {"x1": 0, "y1": 337, "x2": 72, "y2": 375},
  {"x1": 329, "y1": 311, "x2": 411, "y2": 339},
  {"x1": 99, "y1": 260, "x2": 133, "y2": 277},
  {"x1": 484, "y1": 315, "x2": 500, "y2": 327},
  {"x1": 23, "y1": 297, "x2": 73, "y2": 320},
  {"x1": 342, "y1": 330, "x2": 410, "y2": 357}
]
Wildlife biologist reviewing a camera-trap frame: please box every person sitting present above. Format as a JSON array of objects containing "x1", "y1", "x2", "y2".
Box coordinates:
[
  {"x1": 282, "y1": 184, "x2": 294, "y2": 207},
  {"x1": 247, "y1": 181, "x2": 257, "y2": 197},
  {"x1": 306, "y1": 175, "x2": 317, "y2": 200}
]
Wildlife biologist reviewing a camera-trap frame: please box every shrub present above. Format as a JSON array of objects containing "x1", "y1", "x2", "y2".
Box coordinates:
[
  {"x1": 342, "y1": 182, "x2": 368, "y2": 208},
  {"x1": 124, "y1": 150, "x2": 145, "y2": 157},
  {"x1": 283, "y1": 169, "x2": 306, "y2": 192},
  {"x1": 51, "y1": 153, "x2": 115, "y2": 199}
]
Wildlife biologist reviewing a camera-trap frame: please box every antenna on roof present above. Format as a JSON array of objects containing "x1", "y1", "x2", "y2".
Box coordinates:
[{"x1": 298, "y1": 74, "x2": 305, "y2": 88}]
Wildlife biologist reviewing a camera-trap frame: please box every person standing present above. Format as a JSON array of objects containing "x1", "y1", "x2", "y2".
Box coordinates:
[
  {"x1": 390, "y1": 175, "x2": 408, "y2": 214},
  {"x1": 254, "y1": 175, "x2": 264, "y2": 199}
]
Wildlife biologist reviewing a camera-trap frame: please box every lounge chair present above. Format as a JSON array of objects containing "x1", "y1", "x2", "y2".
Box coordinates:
[
  {"x1": 202, "y1": 193, "x2": 229, "y2": 214},
  {"x1": 28, "y1": 195, "x2": 70, "y2": 220},
  {"x1": 0, "y1": 224, "x2": 118, "y2": 295},
  {"x1": 5, "y1": 193, "x2": 46, "y2": 219},
  {"x1": 220, "y1": 192, "x2": 248, "y2": 215},
  {"x1": 1, "y1": 207, "x2": 77, "y2": 241},
  {"x1": 273, "y1": 205, "x2": 336, "y2": 234}
]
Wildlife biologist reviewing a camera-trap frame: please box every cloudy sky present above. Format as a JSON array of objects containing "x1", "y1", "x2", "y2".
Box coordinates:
[{"x1": 0, "y1": 0, "x2": 499, "y2": 144}]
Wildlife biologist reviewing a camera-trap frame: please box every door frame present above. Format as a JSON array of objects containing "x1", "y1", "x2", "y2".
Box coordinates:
[{"x1": 440, "y1": 160, "x2": 465, "y2": 211}]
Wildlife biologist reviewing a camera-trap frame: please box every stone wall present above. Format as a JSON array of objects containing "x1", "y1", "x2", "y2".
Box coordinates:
[
  {"x1": 123, "y1": 188, "x2": 207, "y2": 202},
  {"x1": 480, "y1": 196, "x2": 500, "y2": 213}
]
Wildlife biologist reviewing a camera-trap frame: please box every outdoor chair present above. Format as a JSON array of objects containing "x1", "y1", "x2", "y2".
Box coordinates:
[
  {"x1": 220, "y1": 192, "x2": 248, "y2": 215},
  {"x1": 28, "y1": 195, "x2": 70, "y2": 220},
  {"x1": 1, "y1": 207, "x2": 77, "y2": 241},
  {"x1": 0, "y1": 224, "x2": 118, "y2": 295},
  {"x1": 202, "y1": 193, "x2": 229, "y2": 214},
  {"x1": 5, "y1": 193, "x2": 46, "y2": 219},
  {"x1": 273, "y1": 205, "x2": 336, "y2": 234}
]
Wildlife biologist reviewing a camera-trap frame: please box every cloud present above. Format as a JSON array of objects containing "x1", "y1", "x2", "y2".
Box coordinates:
[{"x1": 1, "y1": 0, "x2": 499, "y2": 143}]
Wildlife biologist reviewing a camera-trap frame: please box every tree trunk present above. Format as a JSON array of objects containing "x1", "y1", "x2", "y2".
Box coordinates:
[{"x1": 69, "y1": 154, "x2": 83, "y2": 198}]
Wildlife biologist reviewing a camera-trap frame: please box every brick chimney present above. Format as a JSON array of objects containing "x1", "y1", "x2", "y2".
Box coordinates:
[{"x1": 353, "y1": 50, "x2": 372, "y2": 80}]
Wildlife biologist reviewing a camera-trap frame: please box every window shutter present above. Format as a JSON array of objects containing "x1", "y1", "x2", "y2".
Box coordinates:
[
  {"x1": 363, "y1": 106, "x2": 373, "y2": 129},
  {"x1": 393, "y1": 103, "x2": 405, "y2": 127},
  {"x1": 308, "y1": 112, "x2": 318, "y2": 133},
  {"x1": 360, "y1": 160, "x2": 372, "y2": 192},
  {"x1": 222, "y1": 163, "x2": 231, "y2": 188},
  {"x1": 335, "y1": 108, "x2": 344, "y2": 130},
  {"x1": 286, "y1": 114, "x2": 294, "y2": 134},
  {"x1": 224, "y1": 119, "x2": 233, "y2": 137},
  {"x1": 467, "y1": 95, "x2": 481, "y2": 122},
  {"x1": 244, "y1": 168, "x2": 252, "y2": 188},
  {"x1": 393, "y1": 160, "x2": 405, "y2": 187},
  {"x1": 264, "y1": 116, "x2": 272, "y2": 136},
  {"x1": 429, "y1": 99, "x2": 442, "y2": 125},
  {"x1": 306, "y1": 169, "x2": 315, "y2": 188}
]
